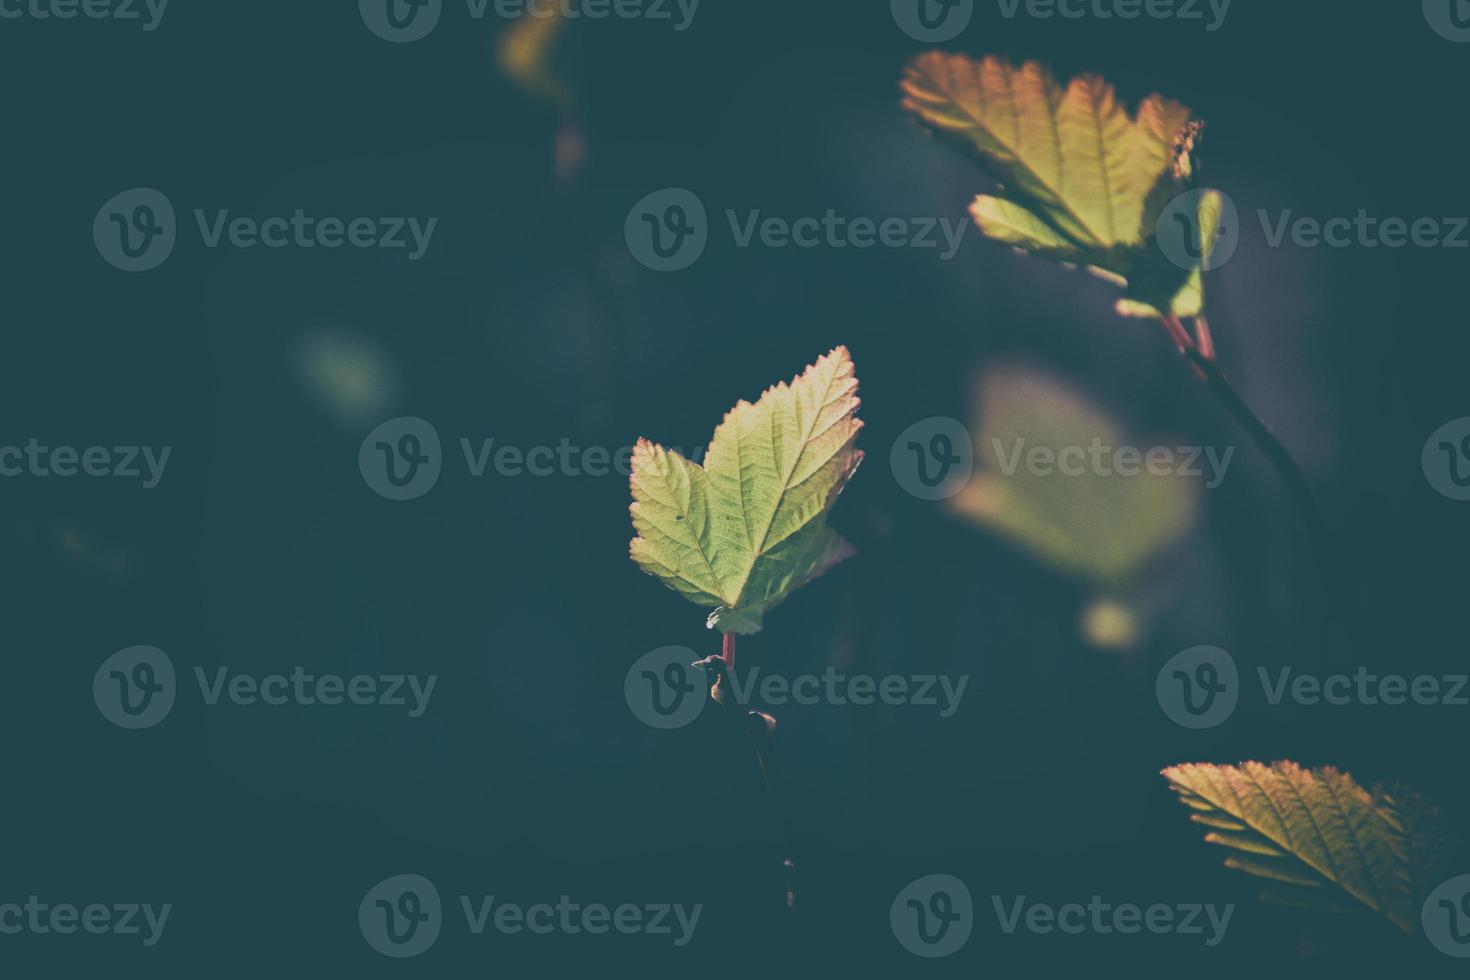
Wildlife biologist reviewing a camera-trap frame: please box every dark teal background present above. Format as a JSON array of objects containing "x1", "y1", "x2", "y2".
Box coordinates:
[{"x1": 3, "y1": 0, "x2": 1469, "y2": 973}]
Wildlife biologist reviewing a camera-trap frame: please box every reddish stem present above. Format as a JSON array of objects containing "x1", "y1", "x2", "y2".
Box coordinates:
[
  {"x1": 1160, "y1": 313, "x2": 1195, "y2": 352},
  {"x1": 1194, "y1": 313, "x2": 1217, "y2": 361},
  {"x1": 723, "y1": 632, "x2": 736, "y2": 672}
]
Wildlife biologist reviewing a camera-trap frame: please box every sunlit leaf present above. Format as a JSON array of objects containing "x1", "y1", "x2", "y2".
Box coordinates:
[
  {"x1": 901, "y1": 52, "x2": 1206, "y2": 317},
  {"x1": 1163, "y1": 760, "x2": 1453, "y2": 934},
  {"x1": 629, "y1": 347, "x2": 864, "y2": 634}
]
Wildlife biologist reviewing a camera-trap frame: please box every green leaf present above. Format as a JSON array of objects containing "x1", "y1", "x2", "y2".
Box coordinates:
[
  {"x1": 950, "y1": 367, "x2": 1197, "y2": 586},
  {"x1": 1163, "y1": 760, "x2": 1453, "y2": 934},
  {"x1": 900, "y1": 52, "x2": 1206, "y2": 318},
  {"x1": 629, "y1": 347, "x2": 863, "y2": 634}
]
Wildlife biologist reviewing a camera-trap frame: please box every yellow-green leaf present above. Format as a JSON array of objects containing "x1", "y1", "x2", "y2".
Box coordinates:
[
  {"x1": 901, "y1": 52, "x2": 1205, "y2": 318},
  {"x1": 629, "y1": 347, "x2": 863, "y2": 634},
  {"x1": 1163, "y1": 760, "x2": 1452, "y2": 934}
]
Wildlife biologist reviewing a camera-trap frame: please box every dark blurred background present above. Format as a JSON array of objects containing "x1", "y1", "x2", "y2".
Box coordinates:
[{"x1": 3, "y1": 0, "x2": 1468, "y2": 973}]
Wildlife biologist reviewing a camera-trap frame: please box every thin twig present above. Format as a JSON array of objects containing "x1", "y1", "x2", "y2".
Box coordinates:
[
  {"x1": 1163, "y1": 315, "x2": 1322, "y2": 547},
  {"x1": 694, "y1": 650, "x2": 799, "y2": 910},
  {"x1": 1162, "y1": 314, "x2": 1330, "y2": 648},
  {"x1": 1161, "y1": 314, "x2": 1207, "y2": 381}
]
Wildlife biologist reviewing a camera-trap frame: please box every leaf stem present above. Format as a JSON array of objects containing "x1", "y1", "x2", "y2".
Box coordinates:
[
  {"x1": 1193, "y1": 313, "x2": 1217, "y2": 361},
  {"x1": 695, "y1": 650, "x2": 799, "y2": 910},
  {"x1": 1162, "y1": 315, "x2": 1329, "y2": 643},
  {"x1": 1162, "y1": 315, "x2": 1321, "y2": 543}
]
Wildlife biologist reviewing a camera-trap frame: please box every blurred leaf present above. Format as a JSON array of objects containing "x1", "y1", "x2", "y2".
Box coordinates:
[
  {"x1": 1079, "y1": 596, "x2": 1140, "y2": 649},
  {"x1": 900, "y1": 52, "x2": 1205, "y2": 317},
  {"x1": 1163, "y1": 760, "x2": 1453, "y2": 934},
  {"x1": 629, "y1": 347, "x2": 864, "y2": 635},
  {"x1": 496, "y1": 9, "x2": 587, "y2": 182},
  {"x1": 496, "y1": 5, "x2": 573, "y2": 110},
  {"x1": 57, "y1": 525, "x2": 131, "y2": 577},
  {"x1": 950, "y1": 367, "x2": 1196, "y2": 587},
  {"x1": 292, "y1": 327, "x2": 394, "y2": 425}
]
